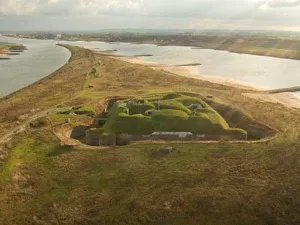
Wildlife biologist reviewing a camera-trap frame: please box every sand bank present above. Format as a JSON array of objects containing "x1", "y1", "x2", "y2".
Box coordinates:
[{"x1": 113, "y1": 55, "x2": 300, "y2": 109}]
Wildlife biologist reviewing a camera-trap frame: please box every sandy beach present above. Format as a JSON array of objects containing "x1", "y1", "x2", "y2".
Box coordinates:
[{"x1": 112, "y1": 54, "x2": 300, "y2": 109}]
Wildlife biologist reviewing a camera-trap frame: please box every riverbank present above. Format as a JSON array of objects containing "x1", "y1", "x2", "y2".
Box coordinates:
[
  {"x1": 6, "y1": 33, "x2": 300, "y2": 61},
  {"x1": 111, "y1": 54, "x2": 300, "y2": 109},
  {"x1": 0, "y1": 45, "x2": 91, "y2": 137},
  {"x1": 2, "y1": 46, "x2": 300, "y2": 224}
]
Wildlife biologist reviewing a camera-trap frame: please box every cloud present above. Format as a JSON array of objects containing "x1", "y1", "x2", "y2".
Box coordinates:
[
  {"x1": 0, "y1": 0, "x2": 141, "y2": 16},
  {"x1": 0, "y1": 0, "x2": 56, "y2": 15},
  {"x1": 0, "y1": 0, "x2": 300, "y2": 31},
  {"x1": 262, "y1": 0, "x2": 300, "y2": 8}
]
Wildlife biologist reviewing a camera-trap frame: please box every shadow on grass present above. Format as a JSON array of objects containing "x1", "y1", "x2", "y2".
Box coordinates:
[{"x1": 47, "y1": 145, "x2": 75, "y2": 157}]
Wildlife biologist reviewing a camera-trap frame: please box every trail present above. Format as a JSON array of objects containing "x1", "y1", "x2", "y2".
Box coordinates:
[
  {"x1": 0, "y1": 53, "x2": 93, "y2": 146},
  {"x1": 0, "y1": 109, "x2": 52, "y2": 145}
]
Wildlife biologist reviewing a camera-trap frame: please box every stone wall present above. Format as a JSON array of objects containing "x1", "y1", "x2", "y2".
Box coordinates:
[{"x1": 129, "y1": 133, "x2": 247, "y2": 142}]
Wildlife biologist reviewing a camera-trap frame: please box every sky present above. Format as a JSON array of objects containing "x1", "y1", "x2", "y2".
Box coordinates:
[{"x1": 0, "y1": 0, "x2": 300, "y2": 31}]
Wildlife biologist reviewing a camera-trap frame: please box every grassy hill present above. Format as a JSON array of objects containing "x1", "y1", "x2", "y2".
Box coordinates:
[
  {"x1": 93, "y1": 93, "x2": 246, "y2": 142},
  {"x1": 1, "y1": 45, "x2": 300, "y2": 225}
]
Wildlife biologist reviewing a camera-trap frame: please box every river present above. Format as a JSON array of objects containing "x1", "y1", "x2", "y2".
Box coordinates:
[
  {"x1": 1, "y1": 35, "x2": 300, "y2": 97},
  {"x1": 0, "y1": 35, "x2": 71, "y2": 97}
]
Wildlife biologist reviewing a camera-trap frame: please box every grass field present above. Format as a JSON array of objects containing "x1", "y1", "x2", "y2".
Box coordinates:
[{"x1": 1, "y1": 45, "x2": 300, "y2": 224}]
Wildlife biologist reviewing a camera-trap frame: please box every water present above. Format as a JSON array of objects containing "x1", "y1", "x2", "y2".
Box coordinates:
[
  {"x1": 65, "y1": 41, "x2": 300, "y2": 89},
  {"x1": 1, "y1": 35, "x2": 300, "y2": 97},
  {"x1": 0, "y1": 35, "x2": 71, "y2": 96}
]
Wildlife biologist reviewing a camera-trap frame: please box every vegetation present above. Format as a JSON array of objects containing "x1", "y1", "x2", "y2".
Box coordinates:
[
  {"x1": 1, "y1": 45, "x2": 300, "y2": 224},
  {"x1": 56, "y1": 105, "x2": 96, "y2": 116},
  {"x1": 7, "y1": 32, "x2": 300, "y2": 60},
  {"x1": 91, "y1": 93, "x2": 246, "y2": 141},
  {"x1": 0, "y1": 43, "x2": 26, "y2": 51}
]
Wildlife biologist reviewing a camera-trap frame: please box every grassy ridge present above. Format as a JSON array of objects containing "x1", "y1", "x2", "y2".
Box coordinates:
[{"x1": 1, "y1": 46, "x2": 300, "y2": 224}]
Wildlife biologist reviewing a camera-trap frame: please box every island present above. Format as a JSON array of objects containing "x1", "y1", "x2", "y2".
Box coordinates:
[{"x1": 0, "y1": 43, "x2": 27, "y2": 60}]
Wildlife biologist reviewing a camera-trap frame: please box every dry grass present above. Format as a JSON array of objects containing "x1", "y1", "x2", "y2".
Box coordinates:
[
  {"x1": 0, "y1": 46, "x2": 94, "y2": 137},
  {"x1": 1, "y1": 46, "x2": 300, "y2": 224}
]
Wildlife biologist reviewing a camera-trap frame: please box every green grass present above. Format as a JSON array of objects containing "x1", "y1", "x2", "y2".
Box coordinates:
[
  {"x1": 0, "y1": 138, "x2": 36, "y2": 181},
  {"x1": 2, "y1": 133, "x2": 300, "y2": 224},
  {"x1": 56, "y1": 105, "x2": 95, "y2": 116},
  {"x1": 154, "y1": 100, "x2": 191, "y2": 114},
  {"x1": 127, "y1": 100, "x2": 155, "y2": 115},
  {"x1": 96, "y1": 93, "x2": 245, "y2": 137},
  {"x1": 0, "y1": 137, "x2": 51, "y2": 182},
  {"x1": 2, "y1": 46, "x2": 299, "y2": 225},
  {"x1": 116, "y1": 114, "x2": 154, "y2": 134}
]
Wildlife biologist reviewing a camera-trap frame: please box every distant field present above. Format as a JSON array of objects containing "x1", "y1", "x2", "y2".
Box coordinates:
[
  {"x1": 1, "y1": 45, "x2": 300, "y2": 225},
  {"x1": 8, "y1": 32, "x2": 300, "y2": 60}
]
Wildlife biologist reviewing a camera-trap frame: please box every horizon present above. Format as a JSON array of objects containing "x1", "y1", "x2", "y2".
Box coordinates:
[
  {"x1": 1, "y1": 0, "x2": 300, "y2": 32},
  {"x1": 1, "y1": 28, "x2": 300, "y2": 35}
]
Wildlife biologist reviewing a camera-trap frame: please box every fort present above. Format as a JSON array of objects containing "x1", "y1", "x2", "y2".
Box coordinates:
[{"x1": 85, "y1": 93, "x2": 248, "y2": 146}]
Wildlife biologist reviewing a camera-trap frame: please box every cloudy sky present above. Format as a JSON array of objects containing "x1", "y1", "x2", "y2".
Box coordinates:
[{"x1": 0, "y1": 0, "x2": 300, "y2": 31}]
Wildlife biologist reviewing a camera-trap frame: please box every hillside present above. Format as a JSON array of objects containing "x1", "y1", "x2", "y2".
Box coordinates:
[{"x1": 1, "y1": 45, "x2": 300, "y2": 225}]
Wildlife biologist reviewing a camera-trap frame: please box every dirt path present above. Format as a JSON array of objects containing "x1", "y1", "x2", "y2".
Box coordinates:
[
  {"x1": 0, "y1": 109, "x2": 52, "y2": 145},
  {"x1": 0, "y1": 54, "x2": 92, "y2": 146}
]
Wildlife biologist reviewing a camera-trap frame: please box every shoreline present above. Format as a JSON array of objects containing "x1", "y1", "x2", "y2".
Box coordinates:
[
  {"x1": 3, "y1": 34, "x2": 300, "y2": 61},
  {"x1": 112, "y1": 54, "x2": 300, "y2": 109},
  {"x1": 0, "y1": 44, "x2": 72, "y2": 100}
]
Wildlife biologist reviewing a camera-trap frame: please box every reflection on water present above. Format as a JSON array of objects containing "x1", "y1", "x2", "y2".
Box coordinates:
[
  {"x1": 67, "y1": 41, "x2": 300, "y2": 90},
  {"x1": 1, "y1": 35, "x2": 300, "y2": 97},
  {"x1": 0, "y1": 35, "x2": 71, "y2": 97}
]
